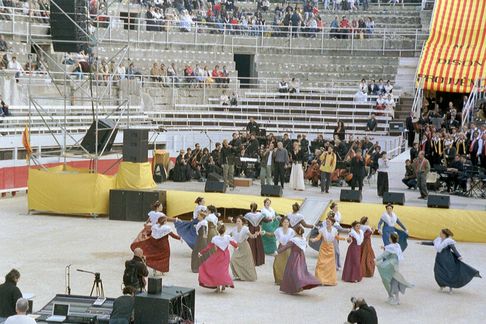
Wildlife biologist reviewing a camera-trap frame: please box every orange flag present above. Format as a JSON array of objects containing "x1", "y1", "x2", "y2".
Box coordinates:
[{"x1": 22, "y1": 125, "x2": 32, "y2": 160}]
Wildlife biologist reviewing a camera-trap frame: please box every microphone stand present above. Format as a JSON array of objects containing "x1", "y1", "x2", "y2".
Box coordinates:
[
  {"x1": 65, "y1": 265, "x2": 72, "y2": 295},
  {"x1": 201, "y1": 130, "x2": 213, "y2": 151}
]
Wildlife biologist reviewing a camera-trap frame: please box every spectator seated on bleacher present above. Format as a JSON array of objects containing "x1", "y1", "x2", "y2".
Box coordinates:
[
  {"x1": 220, "y1": 90, "x2": 230, "y2": 106},
  {"x1": 0, "y1": 95, "x2": 11, "y2": 117},
  {"x1": 368, "y1": 79, "x2": 378, "y2": 95},
  {"x1": 289, "y1": 78, "x2": 300, "y2": 94},
  {"x1": 7, "y1": 56, "x2": 23, "y2": 81},
  {"x1": 230, "y1": 92, "x2": 238, "y2": 106},
  {"x1": 180, "y1": 10, "x2": 193, "y2": 32},
  {"x1": 384, "y1": 80, "x2": 394, "y2": 94},
  {"x1": 365, "y1": 114, "x2": 377, "y2": 132},
  {"x1": 377, "y1": 79, "x2": 386, "y2": 95},
  {"x1": 278, "y1": 79, "x2": 289, "y2": 93},
  {"x1": 476, "y1": 103, "x2": 486, "y2": 122},
  {"x1": 184, "y1": 64, "x2": 195, "y2": 85},
  {"x1": 384, "y1": 93, "x2": 395, "y2": 119},
  {"x1": 339, "y1": 16, "x2": 351, "y2": 39},
  {"x1": 150, "y1": 62, "x2": 162, "y2": 83},
  {"x1": 375, "y1": 94, "x2": 385, "y2": 115},
  {"x1": 0, "y1": 35, "x2": 9, "y2": 53}
]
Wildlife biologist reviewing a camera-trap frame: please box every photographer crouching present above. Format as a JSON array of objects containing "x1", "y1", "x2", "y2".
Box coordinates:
[{"x1": 346, "y1": 297, "x2": 378, "y2": 324}]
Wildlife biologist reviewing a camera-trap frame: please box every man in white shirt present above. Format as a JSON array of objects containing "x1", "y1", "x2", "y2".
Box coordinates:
[
  {"x1": 7, "y1": 56, "x2": 24, "y2": 79},
  {"x1": 5, "y1": 298, "x2": 36, "y2": 324},
  {"x1": 260, "y1": 142, "x2": 274, "y2": 186}
]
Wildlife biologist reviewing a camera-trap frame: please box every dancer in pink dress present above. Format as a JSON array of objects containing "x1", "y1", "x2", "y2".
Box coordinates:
[{"x1": 198, "y1": 224, "x2": 238, "y2": 293}]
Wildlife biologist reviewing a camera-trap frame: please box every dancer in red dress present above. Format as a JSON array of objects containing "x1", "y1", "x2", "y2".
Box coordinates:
[
  {"x1": 131, "y1": 216, "x2": 181, "y2": 274},
  {"x1": 198, "y1": 224, "x2": 238, "y2": 293},
  {"x1": 359, "y1": 216, "x2": 376, "y2": 277},
  {"x1": 342, "y1": 221, "x2": 364, "y2": 283}
]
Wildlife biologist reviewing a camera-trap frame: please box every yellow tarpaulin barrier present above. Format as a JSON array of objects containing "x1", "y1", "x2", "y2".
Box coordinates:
[
  {"x1": 335, "y1": 202, "x2": 486, "y2": 243},
  {"x1": 166, "y1": 190, "x2": 303, "y2": 218},
  {"x1": 417, "y1": 0, "x2": 486, "y2": 93},
  {"x1": 28, "y1": 162, "x2": 155, "y2": 215},
  {"x1": 28, "y1": 168, "x2": 115, "y2": 215}
]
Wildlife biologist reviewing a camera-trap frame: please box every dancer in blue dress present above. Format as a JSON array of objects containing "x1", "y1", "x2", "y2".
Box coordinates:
[
  {"x1": 174, "y1": 197, "x2": 207, "y2": 250},
  {"x1": 377, "y1": 203, "x2": 408, "y2": 251},
  {"x1": 421, "y1": 229, "x2": 481, "y2": 293}
]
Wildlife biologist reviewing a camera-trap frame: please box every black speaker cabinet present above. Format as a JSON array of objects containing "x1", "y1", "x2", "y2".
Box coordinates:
[
  {"x1": 261, "y1": 185, "x2": 283, "y2": 197},
  {"x1": 134, "y1": 287, "x2": 195, "y2": 324},
  {"x1": 207, "y1": 172, "x2": 223, "y2": 182},
  {"x1": 340, "y1": 189, "x2": 362, "y2": 202},
  {"x1": 153, "y1": 164, "x2": 167, "y2": 183},
  {"x1": 123, "y1": 128, "x2": 149, "y2": 163},
  {"x1": 383, "y1": 192, "x2": 405, "y2": 205},
  {"x1": 109, "y1": 189, "x2": 167, "y2": 221},
  {"x1": 80, "y1": 119, "x2": 118, "y2": 154},
  {"x1": 427, "y1": 195, "x2": 450, "y2": 208},
  {"x1": 204, "y1": 181, "x2": 226, "y2": 193},
  {"x1": 50, "y1": 0, "x2": 89, "y2": 52},
  {"x1": 147, "y1": 277, "x2": 162, "y2": 295}
]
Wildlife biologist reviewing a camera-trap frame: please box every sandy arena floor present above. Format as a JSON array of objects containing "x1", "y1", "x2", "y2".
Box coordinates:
[{"x1": 1, "y1": 193, "x2": 485, "y2": 324}]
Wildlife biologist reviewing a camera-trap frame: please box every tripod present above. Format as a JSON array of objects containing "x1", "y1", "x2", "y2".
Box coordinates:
[
  {"x1": 90, "y1": 272, "x2": 104, "y2": 297},
  {"x1": 77, "y1": 269, "x2": 105, "y2": 297}
]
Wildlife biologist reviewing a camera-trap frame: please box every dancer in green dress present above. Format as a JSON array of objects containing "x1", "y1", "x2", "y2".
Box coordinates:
[{"x1": 260, "y1": 198, "x2": 281, "y2": 255}]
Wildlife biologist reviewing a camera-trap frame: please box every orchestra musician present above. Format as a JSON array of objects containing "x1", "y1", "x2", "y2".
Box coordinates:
[
  {"x1": 350, "y1": 150, "x2": 366, "y2": 191},
  {"x1": 319, "y1": 146, "x2": 337, "y2": 193}
]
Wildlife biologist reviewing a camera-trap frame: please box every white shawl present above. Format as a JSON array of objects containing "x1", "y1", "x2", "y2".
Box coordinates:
[
  {"x1": 206, "y1": 213, "x2": 219, "y2": 226},
  {"x1": 195, "y1": 219, "x2": 208, "y2": 233},
  {"x1": 231, "y1": 226, "x2": 250, "y2": 243},
  {"x1": 148, "y1": 211, "x2": 165, "y2": 225},
  {"x1": 385, "y1": 243, "x2": 404, "y2": 261},
  {"x1": 274, "y1": 227, "x2": 295, "y2": 245},
  {"x1": 361, "y1": 225, "x2": 372, "y2": 233},
  {"x1": 287, "y1": 212, "x2": 304, "y2": 227},
  {"x1": 244, "y1": 212, "x2": 265, "y2": 227},
  {"x1": 319, "y1": 226, "x2": 338, "y2": 242},
  {"x1": 261, "y1": 206, "x2": 276, "y2": 220},
  {"x1": 381, "y1": 211, "x2": 397, "y2": 227},
  {"x1": 433, "y1": 237, "x2": 456, "y2": 253},
  {"x1": 349, "y1": 228, "x2": 364, "y2": 246},
  {"x1": 290, "y1": 236, "x2": 307, "y2": 252},
  {"x1": 212, "y1": 234, "x2": 235, "y2": 251},
  {"x1": 151, "y1": 224, "x2": 172, "y2": 239},
  {"x1": 334, "y1": 211, "x2": 342, "y2": 223},
  {"x1": 193, "y1": 204, "x2": 207, "y2": 219}
]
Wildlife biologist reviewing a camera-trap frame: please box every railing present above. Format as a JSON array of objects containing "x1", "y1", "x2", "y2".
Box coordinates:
[
  {"x1": 0, "y1": 6, "x2": 428, "y2": 55},
  {"x1": 462, "y1": 78, "x2": 486, "y2": 127}
]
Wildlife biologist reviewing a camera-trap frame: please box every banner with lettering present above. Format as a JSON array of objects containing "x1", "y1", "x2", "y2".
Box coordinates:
[{"x1": 417, "y1": 0, "x2": 486, "y2": 93}]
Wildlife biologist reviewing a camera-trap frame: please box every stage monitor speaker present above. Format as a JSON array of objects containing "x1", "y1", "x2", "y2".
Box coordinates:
[
  {"x1": 110, "y1": 189, "x2": 167, "y2": 221},
  {"x1": 109, "y1": 190, "x2": 126, "y2": 220},
  {"x1": 125, "y1": 190, "x2": 145, "y2": 221},
  {"x1": 427, "y1": 194, "x2": 450, "y2": 208},
  {"x1": 340, "y1": 189, "x2": 362, "y2": 202},
  {"x1": 383, "y1": 192, "x2": 405, "y2": 205},
  {"x1": 80, "y1": 119, "x2": 118, "y2": 154},
  {"x1": 261, "y1": 185, "x2": 283, "y2": 197},
  {"x1": 123, "y1": 129, "x2": 148, "y2": 163},
  {"x1": 207, "y1": 172, "x2": 223, "y2": 182},
  {"x1": 50, "y1": 0, "x2": 90, "y2": 52},
  {"x1": 147, "y1": 277, "x2": 162, "y2": 295},
  {"x1": 205, "y1": 181, "x2": 226, "y2": 193}
]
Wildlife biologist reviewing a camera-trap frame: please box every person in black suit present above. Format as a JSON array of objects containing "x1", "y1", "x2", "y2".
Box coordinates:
[
  {"x1": 365, "y1": 114, "x2": 378, "y2": 132},
  {"x1": 410, "y1": 142, "x2": 419, "y2": 162},
  {"x1": 350, "y1": 150, "x2": 366, "y2": 191},
  {"x1": 0, "y1": 269, "x2": 23, "y2": 322},
  {"x1": 405, "y1": 112, "x2": 415, "y2": 147}
]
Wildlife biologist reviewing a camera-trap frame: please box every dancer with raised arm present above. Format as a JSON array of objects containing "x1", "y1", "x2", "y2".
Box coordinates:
[
  {"x1": 360, "y1": 216, "x2": 375, "y2": 278},
  {"x1": 191, "y1": 210, "x2": 209, "y2": 273},
  {"x1": 310, "y1": 218, "x2": 345, "y2": 286},
  {"x1": 131, "y1": 216, "x2": 181, "y2": 275},
  {"x1": 198, "y1": 224, "x2": 238, "y2": 293},
  {"x1": 230, "y1": 216, "x2": 257, "y2": 281},
  {"x1": 175, "y1": 197, "x2": 207, "y2": 249},
  {"x1": 330, "y1": 202, "x2": 350, "y2": 270},
  {"x1": 420, "y1": 229, "x2": 481, "y2": 294},
  {"x1": 273, "y1": 217, "x2": 295, "y2": 285},
  {"x1": 260, "y1": 198, "x2": 281, "y2": 255},
  {"x1": 376, "y1": 232, "x2": 413, "y2": 305},
  {"x1": 287, "y1": 202, "x2": 315, "y2": 230},
  {"x1": 378, "y1": 203, "x2": 409, "y2": 251},
  {"x1": 342, "y1": 221, "x2": 364, "y2": 283},
  {"x1": 278, "y1": 226, "x2": 321, "y2": 294},
  {"x1": 244, "y1": 202, "x2": 270, "y2": 266}
]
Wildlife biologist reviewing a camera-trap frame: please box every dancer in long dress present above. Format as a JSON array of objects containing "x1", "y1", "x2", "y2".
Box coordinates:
[
  {"x1": 289, "y1": 142, "x2": 305, "y2": 191},
  {"x1": 330, "y1": 202, "x2": 350, "y2": 270},
  {"x1": 287, "y1": 202, "x2": 314, "y2": 230},
  {"x1": 310, "y1": 218, "x2": 345, "y2": 286},
  {"x1": 244, "y1": 202, "x2": 270, "y2": 266},
  {"x1": 174, "y1": 197, "x2": 206, "y2": 250},
  {"x1": 342, "y1": 221, "x2": 364, "y2": 283},
  {"x1": 360, "y1": 216, "x2": 375, "y2": 278},
  {"x1": 198, "y1": 224, "x2": 238, "y2": 293},
  {"x1": 420, "y1": 229, "x2": 481, "y2": 293},
  {"x1": 278, "y1": 226, "x2": 321, "y2": 294},
  {"x1": 205, "y1": 205, "x2": 220, "y2": 245},
  {"x1": 191, "y1": 210, "x2": 209, "y2": 273},
  {"x1": 378, "y1": 203, "x2": 408, "y2": 251},
  {"x1": 376, "y1": 232, "x2": 413, "y2": 305},
  {"x1": 134, "y1": 201, "x2": 167, "y2": 241},
  {"x1": 230, "y1": 216, "x2": 257, "y2": 281},
  {"x1": 260, "y1": 198, "x2": 281, "y2": 255},
  {"x1": 273, "y1": 217, "x2": 295, "y2": 285},
  {"x1": 131, "y1": 216, "x2": 181, "y2": 274}
]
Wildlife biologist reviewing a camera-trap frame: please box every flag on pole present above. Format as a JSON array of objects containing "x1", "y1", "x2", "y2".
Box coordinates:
[{"x1": 22, "y1": 124, "x2": 32, "y2": 160}]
